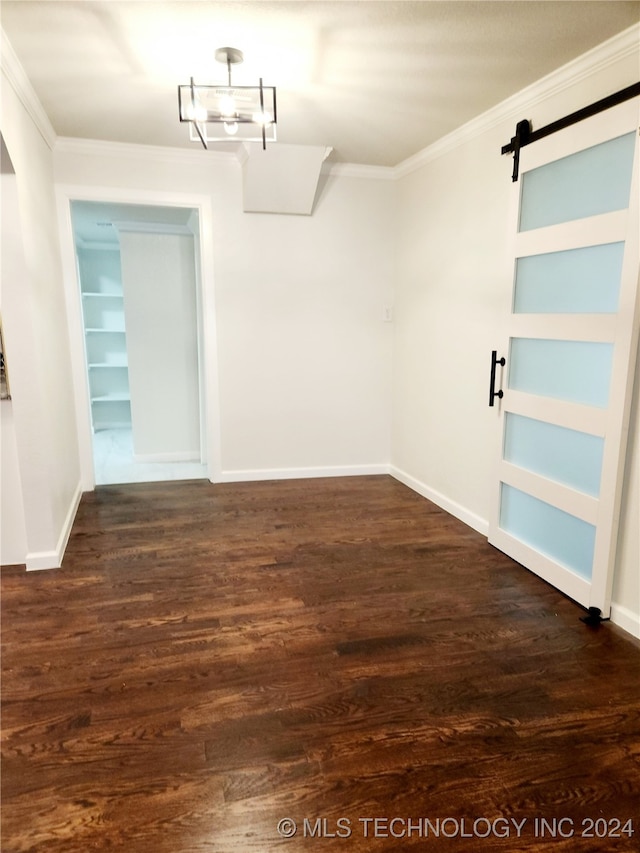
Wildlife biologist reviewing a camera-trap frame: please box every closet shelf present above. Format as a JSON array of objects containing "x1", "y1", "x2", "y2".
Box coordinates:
[
  {"x1": 79, "y1": 245, "x2": 130, "y2": 432},
  {"x1": 91, "y1": 393, "x2": 131, "y2": 402},
  {"x1": 88, "y1": 362, "x2": 128, "y2": 369}
]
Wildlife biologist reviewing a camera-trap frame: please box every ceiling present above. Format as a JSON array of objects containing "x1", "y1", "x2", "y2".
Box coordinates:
[{"x1": 2, "y1": 1, "x2": 639, "y2": 167}]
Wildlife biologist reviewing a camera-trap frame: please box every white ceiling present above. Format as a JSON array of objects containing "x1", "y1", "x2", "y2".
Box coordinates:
[{"x1": 2, "y1": 1, "x2": 639, "y2": 167}]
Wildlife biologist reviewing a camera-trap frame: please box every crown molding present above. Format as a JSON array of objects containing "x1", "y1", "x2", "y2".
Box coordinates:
[
  {"x1": 394, "y1": 22, "x2": 640, "y2": 179},
  {"x1": 4, "y1": 20, "x2": 637, "y2": 181},
  {"x1": 321, "y1": 161, "x2": 396, "y2": 180},
  {"x1": 56, "y1": 135, "x2": 394, "y2": 179},
  {"x1": 55, "y1": 136, "x2": 238, "y2": 167},
  {"x1": 1, "y1": 28, "x2": 57, "y2": 150}
]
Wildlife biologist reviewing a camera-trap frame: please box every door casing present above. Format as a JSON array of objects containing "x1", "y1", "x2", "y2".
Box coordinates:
[{"x1": 56, "y1": 185, "x2": 222, "y2": 489}]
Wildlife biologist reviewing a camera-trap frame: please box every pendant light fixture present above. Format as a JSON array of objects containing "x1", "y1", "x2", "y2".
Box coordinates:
[{"x1": 178, "y1": 47, "x2": 277, "y2": 150}]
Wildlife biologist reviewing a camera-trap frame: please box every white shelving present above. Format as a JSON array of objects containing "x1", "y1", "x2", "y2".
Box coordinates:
[{"x1": 77, "y1": 247, "x2": 131, "y2": 431}]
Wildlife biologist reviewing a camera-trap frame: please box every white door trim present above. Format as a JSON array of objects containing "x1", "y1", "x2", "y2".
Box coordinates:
[{"x1": 56, "y1": 184, "x2": 222, "y2": 488}]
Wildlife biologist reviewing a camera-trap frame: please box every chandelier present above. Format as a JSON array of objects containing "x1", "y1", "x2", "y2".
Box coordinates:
[{"x1": 178, "y1": 47, "x2": 277, "y2": 150}]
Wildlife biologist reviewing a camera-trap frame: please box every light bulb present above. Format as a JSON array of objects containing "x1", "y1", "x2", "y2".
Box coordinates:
[
  {"x1": 186, "y1": 103, "x2": 207, "y2": 122},
  {"x1": 252, "y1": 111, "x2": 273, "y2": 126},
  {"x1": 219, "y1": 94, "x2": 237, "y2": 118},
  {"x1": 224, "y1": 121, "x2": 239, "y2": 136}
]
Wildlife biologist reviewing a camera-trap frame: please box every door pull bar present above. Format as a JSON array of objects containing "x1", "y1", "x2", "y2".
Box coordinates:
[{"x1": 489, "y1": 350, "x2": 505, "y2": 407}]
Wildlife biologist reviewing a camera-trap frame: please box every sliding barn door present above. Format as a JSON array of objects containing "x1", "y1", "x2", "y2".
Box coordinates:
[{"x1": 488, "y1": 99, "x2": 640, "y2": 616}]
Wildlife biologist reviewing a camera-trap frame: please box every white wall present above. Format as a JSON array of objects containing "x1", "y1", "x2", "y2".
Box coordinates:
[
  {"x1": 119, "y1": 230, "x2": 200, "y2": 460},
  {"x1": 53, "y1": 146, "x2": 396, "y2": 480},
  {"x1": 213, "y1": 173, "x2": 395, "y2": 476},
  {"x1": 391, "y1": 35, "x2": 640, "y2": 636},
  {"x1": 1, "y1": 66, "x2": 81, "y2": 569},
  {"x1": 0, "y1": 405, "x2": 28, "y2": 564},
  {"x1": 392, "y1": 126, "x2": 511, "y2": 530},
  {"x1": 612, "y1": 352, "x2": 640, "y2": 634}
]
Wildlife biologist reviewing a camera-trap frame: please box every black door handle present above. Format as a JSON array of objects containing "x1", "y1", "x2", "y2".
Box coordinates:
[{"x1": 489, "y1": 350, "x2": 505, "y2": 407}]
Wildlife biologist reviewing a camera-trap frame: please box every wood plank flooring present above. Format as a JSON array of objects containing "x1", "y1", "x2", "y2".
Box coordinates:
[{"x1": 2, "y1": 475, "x2": 639, "y2": 852}]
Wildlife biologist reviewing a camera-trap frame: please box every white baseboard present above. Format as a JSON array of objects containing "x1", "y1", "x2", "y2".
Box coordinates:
[
  {"x1": 26, "y1": 480, "x2": 83, "y2": 571},
  {"x1": 610, "y1": 602, "x2": 640, "y2": 640},
  {"x1": 132, "y1": 450, "x2": 200, "y2": 463},
  {"x1": 218, "y1": 463, "x2": 390, "y2": 483},
  {"x1": 389, "y1": 465, "x2": 489, "y2": 536},
  {"x1": 25, "y1": 551, "x2": 60, "y2": 571}
]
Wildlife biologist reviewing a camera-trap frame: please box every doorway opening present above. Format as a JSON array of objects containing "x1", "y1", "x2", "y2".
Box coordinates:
[{"x1": 70, "y1": 200, "x2": 207, "y2": 485}]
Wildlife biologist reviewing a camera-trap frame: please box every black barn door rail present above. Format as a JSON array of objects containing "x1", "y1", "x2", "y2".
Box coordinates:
[{"x1": 502, "y1": 81, "x2": 640, "y2": 181}]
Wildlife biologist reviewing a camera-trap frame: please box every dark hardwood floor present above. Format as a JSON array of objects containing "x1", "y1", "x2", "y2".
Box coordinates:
[{"x1": 2, "y1": 475, "x2": 639, "y2": 852}]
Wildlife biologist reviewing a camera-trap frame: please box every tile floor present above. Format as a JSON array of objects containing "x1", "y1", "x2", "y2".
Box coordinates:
[{"x1": 92, "y1": 429, "x2": 208, "y2": 485}]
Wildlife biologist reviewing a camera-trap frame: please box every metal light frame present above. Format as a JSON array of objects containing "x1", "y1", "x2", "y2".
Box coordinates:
[{"x1": 178, "y1": 47, "x2": 277, "y2": 150}]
